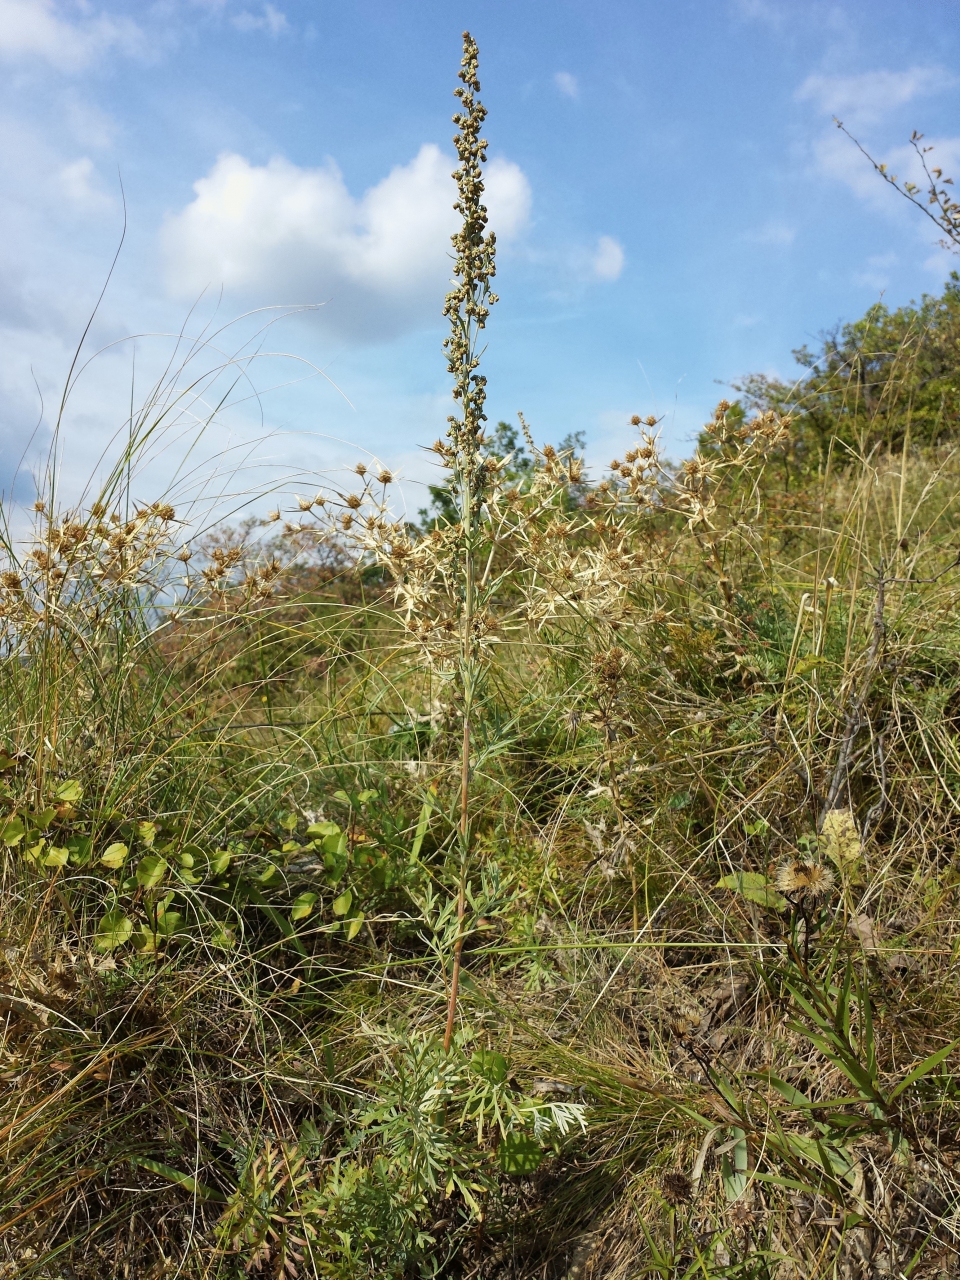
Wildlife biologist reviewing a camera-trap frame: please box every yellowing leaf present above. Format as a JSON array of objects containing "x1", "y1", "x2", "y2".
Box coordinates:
[
  {"x1": 306, "y1": 820, "x2": 340, "y2": 838},
  {"x1": 100, "y1": 842, "x2": 129, "y2": 869},
  {"x1": 291, "y1": 891, "x2": 318, "y2": 921},
  {"x1": 137, "y1": 821, "x2": 158, "y2": 847},
  {"x1": 42, "y1": 846, "x2": 69, "y2": 868},
  {"x1": 24, "y1": 840, "x2": 45, "y2": 863},
  {"x1": 345, "y1": 913, "x2": 364, "y2": 941},
  {"x1": 56, "y1": 780, "x2": 83, "y2": 804},
  {"x1": 821, "y1": 809, "x2": 861, "y2": 866},
  {"x1": 332, "y1": 889, "x2": 352, "y2": 917}
]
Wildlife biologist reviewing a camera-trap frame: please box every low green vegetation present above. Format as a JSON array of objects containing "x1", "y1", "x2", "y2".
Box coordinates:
[{"x1": 3, "y1": 33, "x2": 960, "y2": 1280}]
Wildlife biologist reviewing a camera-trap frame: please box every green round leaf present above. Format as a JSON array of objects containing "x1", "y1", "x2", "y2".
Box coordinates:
[
  {"x1": 67, "y1": 837, "x2": 93, "y2": 866},
  {"x1": 96, "y1": 910, "x2": 134, "y2": 951},
  {"x1": 155, "y1": 910, "x2": 183, "y2": 937},
  {"x1": 306, "y1": 821, "x2": 340, "y2": 838},
  {"x1": 136, "y1": 854, "x2": 168, "y2": 888},
  {"x1": 42, "y1": 846, "x2": 69, "y2": 869},
  {"x1": 471, "y1": 1048, "x2": 508, "y2": 1084},
  {"x1": 1, "y1": 816, "x2": 25, "y2": 847}
]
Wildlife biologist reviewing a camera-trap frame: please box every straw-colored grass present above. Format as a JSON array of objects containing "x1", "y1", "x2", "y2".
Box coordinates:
[{"x1": 3, "y1": 33, "x2": 960, "y2": 1280}]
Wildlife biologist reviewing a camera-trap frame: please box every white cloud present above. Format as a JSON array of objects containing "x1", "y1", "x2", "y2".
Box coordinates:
[
  {"x1": 743, "y1": 220, "x2": 795, "y2": 246},
  {"x1": 797, "y1": 66, "x2": 953, "y2": 127},
  {"x1": 162, "y1": 144, "x2": 532, "y2": 342},
  {"x1": 0, "y1": 0, "x2": 142, "y2": 70},
  {"x1": 591, "y1": 235, "x2": 624, "y2": 281},
  {"x1": 853, "y1": 250, "x2": 898, "y2": 291},
  {"x1": 730, "y1": 0, "x2": 787, "y2": 26},
  {"x1": 813, "y1": 128, "x2": 960, "y2": 209},
  {"x1": 232, "y1": 4, "x2": 288, "y2": 35},
  {"x1": 554, "y1": 71, "x2": 579, "y2": 99},
  {"x1": 58, "y1": 157, "x2": 111, "y2": 211}
]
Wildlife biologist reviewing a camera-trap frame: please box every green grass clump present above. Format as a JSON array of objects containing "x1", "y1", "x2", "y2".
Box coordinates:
[{"x1": 4, "y1": 32, "x2": 960, "y2": 1280}]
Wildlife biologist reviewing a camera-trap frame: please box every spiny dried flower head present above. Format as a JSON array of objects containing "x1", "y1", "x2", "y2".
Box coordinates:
[
  {"x1": 377, "y1": 470, "x2": 393, "y2": 485},
  {"x1": 593, "y1": 645, "x2": 627, "y2": 685},
  {"x1": 776, "y1": 858, "x2": 835, "y2": 899},
  {"x1": 1, "y1": 572, "x2": 22, "y2": 591},
  {"x1": 661, "y1": 1171, "x2": 693, "y2": 1206},
  {"x1": 727, "y1": 1201, "x2": 757, "y2": 1230},
  {"x1": 355, "y1": 463, "x2": 367, "y2": 477}
]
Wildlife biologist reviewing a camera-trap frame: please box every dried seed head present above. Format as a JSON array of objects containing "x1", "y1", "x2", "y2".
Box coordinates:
[
  {"x1": 661, "y1": 1171, "x2": 693, "y2": 1206},
  {"x1": 91, "y1": 502, "x2": 106, "y2": 518},
  {"x1": 155, "y1": 504, "x2": 176, "y2": 522},
  {"x1": 776, "y1": 858, "x2": 834, "y2": 898},
  {"x1": 727, "y1": 1201, "x2": 756, "y2": 1230},
  {"x1": 345, "y1": 494, "x2": 362, "y2": 510},
  {"x1": 377, "y1": 470, "x2": 393, "y2": 485},
  {"x1": 1, "y1": 572, "x2": 22, "y2": 591},
  {"x1": 594, "y1": 646, "x2": 626, "y2": 684},
  {"x1": 297, "y1": 496, "x2": 314, "y2": 511},
  {"x1": 355, "y1": 463, "x2": 367, "y2": 477},
  {"x1": 33, "y1": 501, "x2": 46, "y2": 513},
  {"x1": 266, "y1": 510, "x2": 281, "y2": 523}
]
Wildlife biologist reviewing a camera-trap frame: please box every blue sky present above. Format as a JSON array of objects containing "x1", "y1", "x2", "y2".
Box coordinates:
[{"x1": 1, "y1": 0, "x2": 958, "y2": 513}]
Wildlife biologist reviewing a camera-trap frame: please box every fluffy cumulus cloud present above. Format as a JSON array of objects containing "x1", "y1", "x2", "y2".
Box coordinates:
[
  {"x1": 0, "y1": 0, "x2": 143, "y2": 70},
  {"x1": 162, "y1": 144, "x2": 532, "y2": 342}
]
